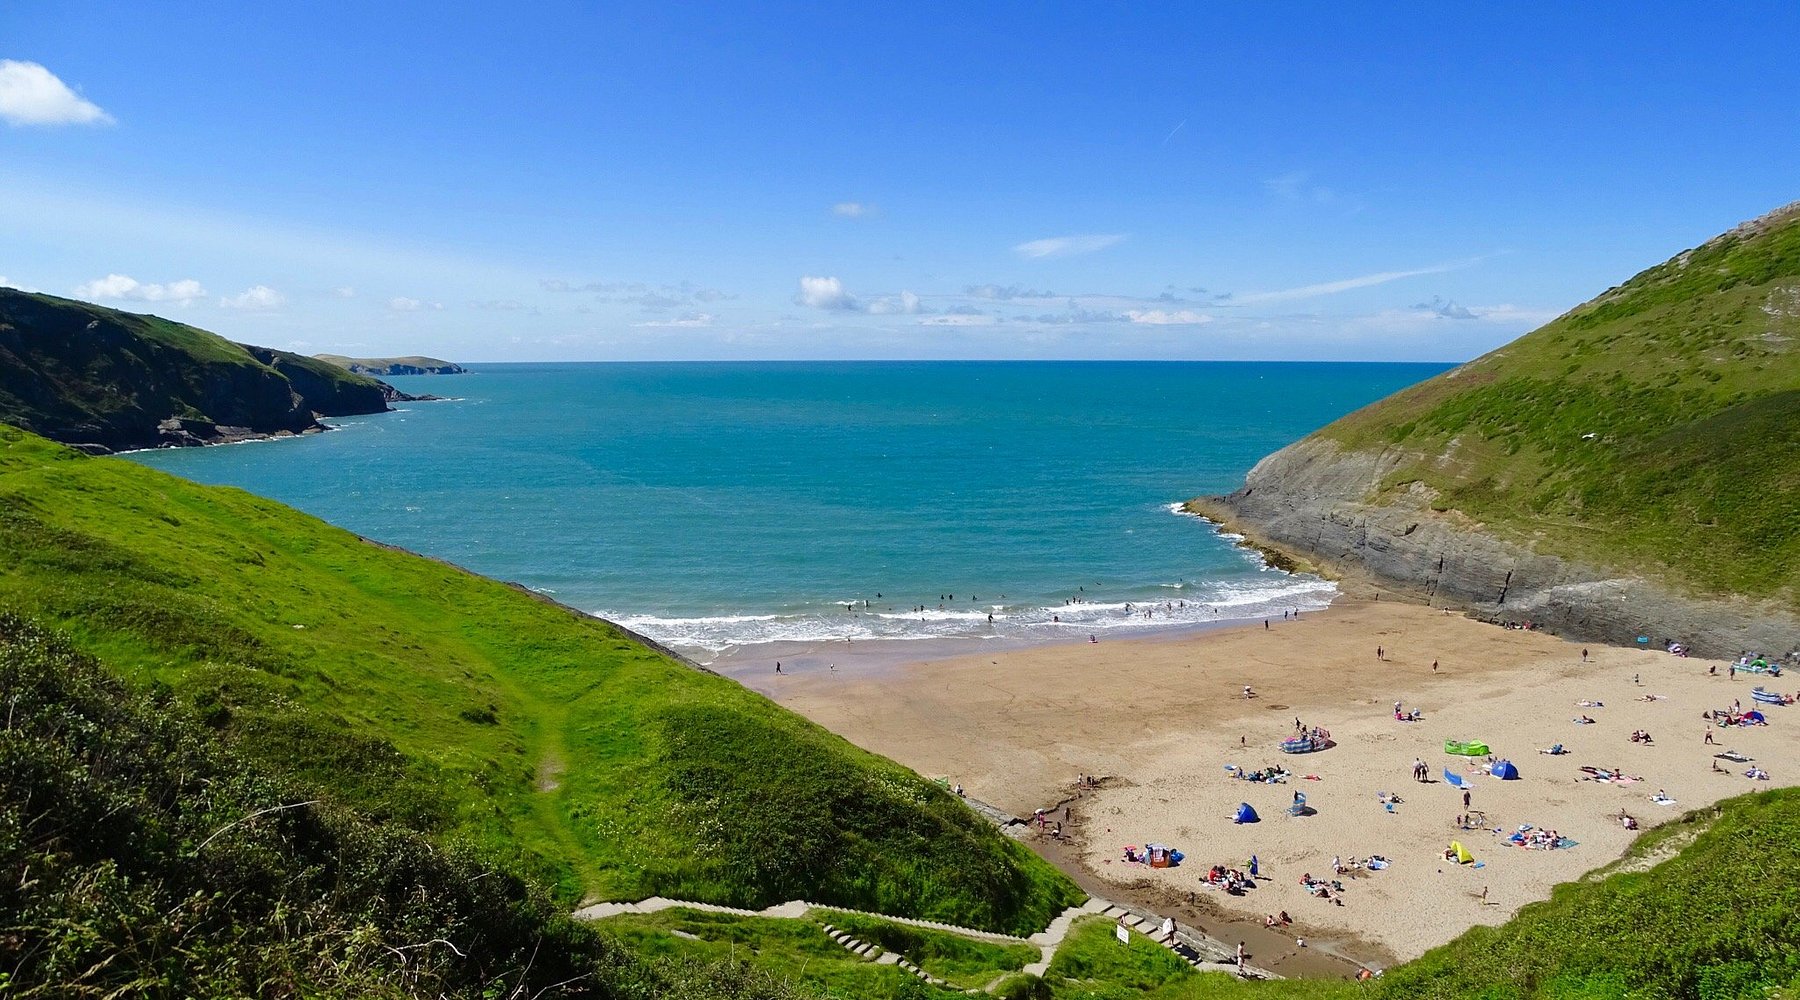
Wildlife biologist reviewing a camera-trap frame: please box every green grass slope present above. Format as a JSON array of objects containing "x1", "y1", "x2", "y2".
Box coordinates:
[
  {"x1": 0, "y1": 425, "x2": 1078, "y2": 934},
  {"x1": 1314, "y1": 202, "x2": 1800, "y2": 602},
  {"x1": 0, "y1": 288, "x2": 392, "y2": 450},
  {"x1": 0, "y1": 613, "x2": 807, "y2": 999}
]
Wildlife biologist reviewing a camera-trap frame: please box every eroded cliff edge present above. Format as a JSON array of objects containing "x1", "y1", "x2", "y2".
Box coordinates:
[{"x1": 1188, "y1": 437, "x2": 1800, "y2": 660}]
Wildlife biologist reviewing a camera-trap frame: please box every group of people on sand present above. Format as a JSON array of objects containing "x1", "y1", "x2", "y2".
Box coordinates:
[
  {"x1": 1628, "y1": 729, "x2": 1655, "y2": 743},
  {"x1": 1298, "y1": 872, "x2": 1346, "y2": 904},
  {"x1": 1203, "y1": 863, "x2": 1255, "y2": 895},
  {"x1": 1393, "y1": 701, "x2": 1423, "y2": 722}
]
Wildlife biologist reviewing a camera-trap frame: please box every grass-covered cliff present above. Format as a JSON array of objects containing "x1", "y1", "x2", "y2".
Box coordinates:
[
  {"x1": 0, "y1": 288, "x2": 397, "y2": 451},
  {"x1": 0, "y1": 425, "x2": 1079, "y2": 936},
  {"x1": 1195, "y1": 202, "x2": 1800, "y2": 653},
  {"x1": 317, "y1": 353, "x2": 468, "y2": 375}
]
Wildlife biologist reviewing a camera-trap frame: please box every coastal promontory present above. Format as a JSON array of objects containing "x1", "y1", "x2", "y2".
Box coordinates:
[
  {"x1": 0, "y1": 288, "x2": 408, "y2": 452},
  {"x1": 315, "y1": 354, "x2": 467, "y2": 376},
  {"x1": 1191, "y1": 201, "x2": 1800, "y2": 658}
]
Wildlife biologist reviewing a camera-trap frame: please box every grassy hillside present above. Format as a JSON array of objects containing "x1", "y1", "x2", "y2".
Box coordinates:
[
  {"x1": 0, "y1": 613, "x2": 809, "y2": 999},
  {"x1": 0, "y1": 288, "x2": 392, "y2": 450},
  {"x1": 1314, "y1": 202, "x2": 1800, "y2": 602},
  {"x1": 0, "y1": 425, "x2": 1078, "y2": 934}
]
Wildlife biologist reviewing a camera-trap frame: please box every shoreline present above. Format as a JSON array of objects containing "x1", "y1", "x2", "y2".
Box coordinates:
[{"x1": 753, "y1": 595, "x2": 1800, "y2": 969}]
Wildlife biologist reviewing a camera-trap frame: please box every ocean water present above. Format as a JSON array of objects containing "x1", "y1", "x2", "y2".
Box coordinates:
[{"x1": 127, "y1": 361, "x2": 1446, "y2": 654}]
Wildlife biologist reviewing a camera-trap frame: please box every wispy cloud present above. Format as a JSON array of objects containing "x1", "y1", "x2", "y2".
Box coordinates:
[
  {"x1": 1230, "y1": 259, "x2": 1481, "y2": 305},
  {"x1": 0, "y1": 61, "x2": 112, "y2": 127},
  {"x1": 965, "y1": 283, "x2": 1057, "y2": 301},
  {"x1": 831, "y1": 201, "x2": 874, "y2": 218},
  {"x1": 1124, "y1": 308, "x2": 1212, "y2": 325},
  {"x1": 219, "y1": 285, "x2": 285, "y2": 310},
  {"x1": 388, "y1": 296, "x2": 443, "y2": 312},
  {"x1": 635, "y1": 312, "x2": 715, "y2": 328},
  {"x1": 919, "y1": 313, "x2": 996, "y2": 326},
  {"x1": 1013, "y1": 234, "x2": 1125, "y2": 259},
  {"x1": 74, "y1": 274, "x2": 206, "y2": 304}
]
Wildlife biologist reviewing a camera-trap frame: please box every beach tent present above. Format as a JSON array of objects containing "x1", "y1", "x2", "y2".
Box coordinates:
[
  {"x1": 1746, "y1": 710, "x2": 1767, "y2": 724},
  {"x1": 1491, "y1": 760, "x2": 1520, "y2": 780},
  {"x1": 1752, "y1": 688, "x2": 1784, "y2": 705},
  {"x1": 1445, "y1": 740, "x2": 1491, "y2": 756},
  {"x1": 1449, "y1": 841, "x2": 1474, "y2": 864},
  {"x1": 1443, "y1": 767, "x2": 1472, "y2": 790},
  {"x1": 1234, "y1": 802, "x2": 1260, "y2": 824}
]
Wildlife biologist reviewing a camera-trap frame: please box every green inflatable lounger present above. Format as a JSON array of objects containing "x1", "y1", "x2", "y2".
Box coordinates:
[{"x1": 1445, "y1": 740, "x2": 1491, "y2": 756}]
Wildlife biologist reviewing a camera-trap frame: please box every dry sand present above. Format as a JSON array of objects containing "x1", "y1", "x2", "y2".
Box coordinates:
[{"x1": 742, "y1": 600, "x2": 1800, "y2": 966}]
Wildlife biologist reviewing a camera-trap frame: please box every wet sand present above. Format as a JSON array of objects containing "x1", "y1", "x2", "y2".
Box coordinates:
[{"x1": 749, "y1": 599, "x2": 1800, "y2": 966}]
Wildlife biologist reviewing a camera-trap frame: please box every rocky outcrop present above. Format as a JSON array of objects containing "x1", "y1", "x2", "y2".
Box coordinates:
[{"x1": 1191, "y1": 437, "x2": 1800, "y2": 660}]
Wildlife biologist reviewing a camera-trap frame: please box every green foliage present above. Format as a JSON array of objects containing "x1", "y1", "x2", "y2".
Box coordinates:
[
  {"x1": 1318, "y1": 204, "x2": 1800, "y2": 601},
  {"x1": 600, "y1": 909, "x2": 968, "y2": 999},
  {"x1": 1041, "y1": 918, "x2": 1352, "y2": 1000},
  {"x1": 813, "y1": 911, "x2": 1039, "y2": 987},
  {"x1": 0, "y1": 424, "x2": 1077, "y2": 933},
  {"x1": 0, "y1": 615, "x2": 810, "y2": 999}
]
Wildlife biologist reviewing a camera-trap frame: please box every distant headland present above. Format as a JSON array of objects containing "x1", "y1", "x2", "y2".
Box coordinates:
[{"x1": 315, "y1": 354, "x2": 467, "y2": 376}]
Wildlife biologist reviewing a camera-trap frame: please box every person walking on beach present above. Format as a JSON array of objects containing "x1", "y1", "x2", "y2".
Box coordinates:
[
  {"x1": 1376, "y1": 645, "x2": 1384, "y2": 660},
  {"x1": 1463, "y1": 789, "x2": 1472, "y2": 809},
  {"x1": 1705, "y1": 729, "x2": 1715, "y2": 745},
  {"x1": 1581, "y1": 648, "x2": 1590, "y2": 662},
  {"x1": 775, "y1": 661, "x2": 781, "y2": 674},
  {"x1": 1432, "y1": 659, "x2": 1439, "y2": 672}
]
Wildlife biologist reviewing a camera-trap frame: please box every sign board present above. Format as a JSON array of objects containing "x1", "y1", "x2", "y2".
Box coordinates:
[{"x1": 1115, "y1": 923, "x2": 1130, "y2": 945}]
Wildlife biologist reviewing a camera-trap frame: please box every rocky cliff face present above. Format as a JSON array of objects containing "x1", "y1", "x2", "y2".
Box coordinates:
[{"x1": 1191, "y1": 437, "x2": 1800, "y2": 660}]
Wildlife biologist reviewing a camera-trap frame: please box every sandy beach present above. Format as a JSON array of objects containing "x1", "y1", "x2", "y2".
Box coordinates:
[{"x1": 734, "y1": 599, "x2": 1800, "y2": 968}]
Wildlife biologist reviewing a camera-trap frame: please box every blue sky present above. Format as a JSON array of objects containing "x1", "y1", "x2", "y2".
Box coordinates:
[{"x1": 2, "y1": 4, "x2": 1797, "y2": 362}]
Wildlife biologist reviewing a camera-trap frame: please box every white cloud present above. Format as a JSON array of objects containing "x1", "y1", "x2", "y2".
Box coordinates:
[
  {"x1": 866, "y1": 290, "x2": 922, "y2": 315},
  {"x1": 795, "y1": 275, "x2": 859, "y2": 311},
  {"x1": 0, "y1": 61, "x2": 113, "y2": 127},
  {"x1": 1013, "y1": 234, "x2": 1126, "y2": 259},
  {"x1": 832, "y1": 201, "x2": 873, "y2": 218},
  {"x1": 1230, "y1": 260, "x2": 1479, "y2": 305},
  {"x1": 334, "y1": 286, "x2": 357, "y2": 298},
  {"x1": 635, "y1": 312, "x2": 715, "y2": 328},
  {"x1": 74, "y1": 274, "x2": 206, "y2": 304},
  {"x1": 219, "y1": 285, "x2": 285, "y2": 310},
  {"x1": 1125, "y1": 308, "x2": 1213, "y2": 325},
  {"x1": 919, "y1": 314, "x2": 996, "y2": 326}
]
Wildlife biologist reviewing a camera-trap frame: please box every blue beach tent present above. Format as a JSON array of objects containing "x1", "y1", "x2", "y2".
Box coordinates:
[
  {"x1": 1492, "y1": 760, "x2": 1520, "y2": 780},
  {"x1": 1444, "y1": 767, "x2": 1471, "y2": 789},
  {"x1": 1234, "y1": 802, "x2": 1260, "y2": 824}
]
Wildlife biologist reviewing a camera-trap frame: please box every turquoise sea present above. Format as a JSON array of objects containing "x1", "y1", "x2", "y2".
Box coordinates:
[{"x1": 128, "y1": 362, "x2": 1447, "y2": 655}]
